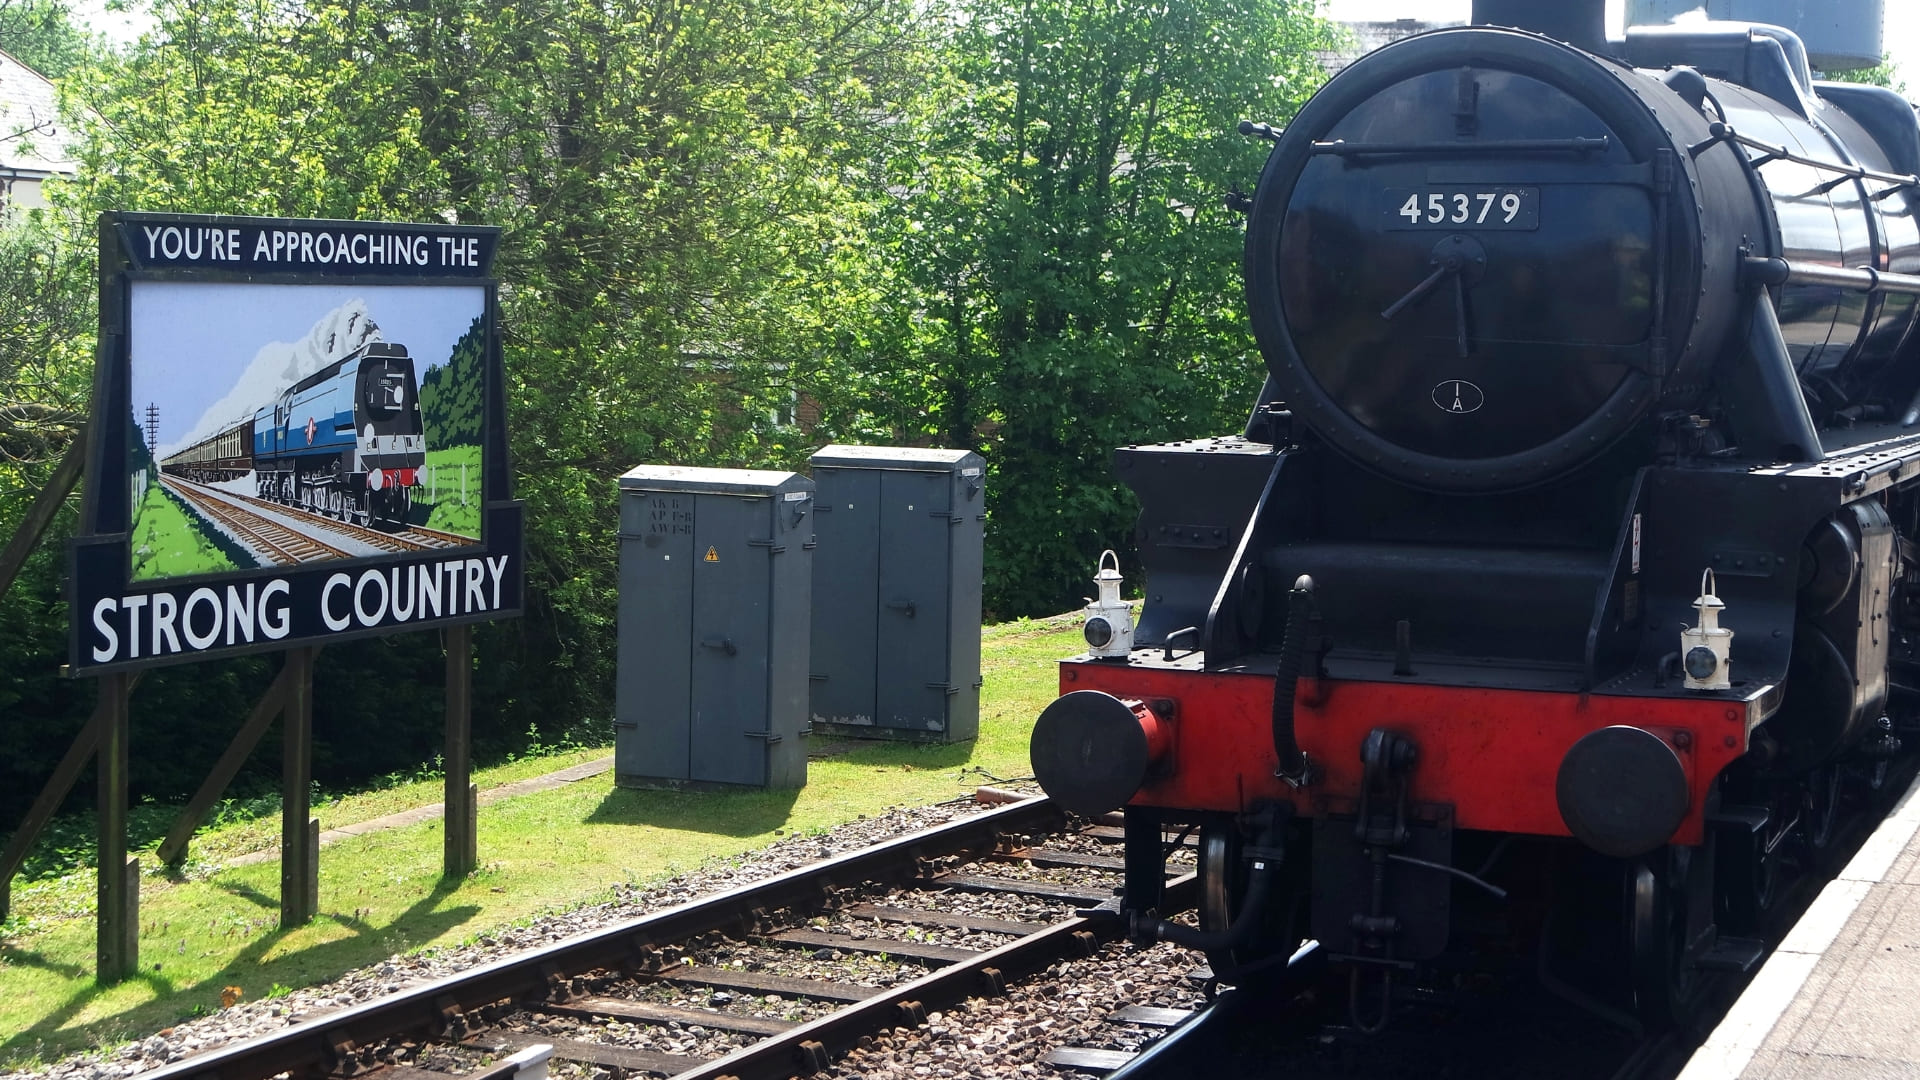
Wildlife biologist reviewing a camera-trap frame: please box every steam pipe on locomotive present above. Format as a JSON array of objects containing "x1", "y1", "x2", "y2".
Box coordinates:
[{"x1": 1030, "y1": 2, "x2": 1920, "y2": 1030}]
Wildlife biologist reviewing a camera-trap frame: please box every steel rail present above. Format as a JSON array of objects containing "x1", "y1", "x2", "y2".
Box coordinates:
[
  {"x1": 221, "y1": 483, "x2": 426, "y2": 554},
  {"x1": 196, "y1": 479, "x2": 460, "y2": 555},
  {"x1": 135, "y1": 797, "x2": 1068, "y2": 1080},
  {"x1": 1099, "y1": 940, "x2": 1321, "y2": 1080},
  {"x1": 163, "y1": 477, "x2": 349, "y2": 564},
  {"x1": 394, "y1": 525, "x2": 474, "y2": 549},
  {"x1": 674, "y1": 872, "x2": 1198, "y2": 1080}
]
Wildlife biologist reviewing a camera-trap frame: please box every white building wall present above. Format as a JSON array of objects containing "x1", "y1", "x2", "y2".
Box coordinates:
[{"x1": 0, "y1": 47, "x2": 75, "y2": 214}]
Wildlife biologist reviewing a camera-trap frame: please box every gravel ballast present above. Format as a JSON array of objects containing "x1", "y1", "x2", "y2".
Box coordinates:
[{"x1": 3, "y1": 792, "x2": 1213, "y2": 1080}]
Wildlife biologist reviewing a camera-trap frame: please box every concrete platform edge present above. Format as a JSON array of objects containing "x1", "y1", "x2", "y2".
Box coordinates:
[{"x1": 1678, "y1": 771, "x2": 1920, "y2": 1080}]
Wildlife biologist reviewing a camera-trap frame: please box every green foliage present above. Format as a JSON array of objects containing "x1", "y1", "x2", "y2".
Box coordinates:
[
  {"x1": 129, "y1": 479, "x2": 245, "y2": 580},
  {"x1": 0, "y1": 0, "x2": 91, "y2": 80},
  {"x1": 2, "y1": 0, "x2": 951, "y2": 815},
  {"x1": 0, "y1": 0, "x2": 1337, "y2": 817},
  {"x1": 845, "y1": 0, "x2": 1337, "y2": 615},
  {"x1": 0, "y1": 218, "x2": 91, "y2": 465},
  {"x1": 0, "y1": 802, "x2": 178, "y2": 888},
  {"x1": 418, "y1": 318, "x2": 484, "y2": 450},
  {"x1": 1824, "y1": 54, "x2": 1905, "y2": 93},
  {"x1": 419, "y1": 445, "x2": 482, "y2": 536}
]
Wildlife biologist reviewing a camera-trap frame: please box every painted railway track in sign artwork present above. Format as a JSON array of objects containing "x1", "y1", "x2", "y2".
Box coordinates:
[
  {"x1": 185, "y1": 478, "x2": 478, "y2": 556},
  {"x1": 161, "y1": 476, "x2": 351, "y2": 566}
]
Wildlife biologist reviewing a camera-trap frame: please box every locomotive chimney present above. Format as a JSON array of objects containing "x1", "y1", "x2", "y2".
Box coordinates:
[{"x1": 1472, "y1": 0, "x2": 1608, "y2": 56}]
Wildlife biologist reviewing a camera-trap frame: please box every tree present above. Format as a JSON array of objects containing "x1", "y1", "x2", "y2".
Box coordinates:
[
  {"x1": 0, "y1": 0, "x2": 91, "y2": 79},
  {"x1": 1824, "y1": 54, "x2": 1905, "y2": 93},
  {"x1": 420, "y1": 318, "x2": 485, "y2": 450},
  {"x1": 28, "y1": 0, "x2": 938, "y2": 780},
  {"x1": 0, "y1": 218, "x2": 90, "y2": 467},
  {"x1": 850, "y1": 0, "x2": 1338, "y2": 615}
]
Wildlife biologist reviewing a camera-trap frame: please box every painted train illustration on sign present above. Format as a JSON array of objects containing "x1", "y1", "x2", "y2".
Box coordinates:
[
  {"x1": 162, "y1": 342, "x2": 427, "y2": 529},
  {"x1": 128, "y1": 286, "x2": 486, "y2": 583}
]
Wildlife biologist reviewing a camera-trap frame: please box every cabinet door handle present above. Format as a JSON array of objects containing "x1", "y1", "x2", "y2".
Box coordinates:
[
  {"x1": 701, "y1": 635, "x2": 738, "y2": 656},
  {"x1": 886, "y1": 599, "x2": 916, "y2": 618}
]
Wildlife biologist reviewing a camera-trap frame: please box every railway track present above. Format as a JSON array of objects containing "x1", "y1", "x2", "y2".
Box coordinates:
[
  {"x1": 228, "y1": 485, "x2": 474, "y2": 554},
  {"x1": 1096, "y1": 761, "x2": 1920, "y2": 1080},
  {"x1": 162, "y1": 477, "x2": 351, "y2": 566},
  {"x1": 395, "y1": 523, "x2": 477, "y2": 549},
  {"x1": 169, "y1": 476, "x2": 476, "y2": 558},
  {"x1": 114, "y1": 776, "x2": 1899, "y2": 1080},
  {"x1": 128, "y1": 796, "x2": 1210, "y2": 1080}
]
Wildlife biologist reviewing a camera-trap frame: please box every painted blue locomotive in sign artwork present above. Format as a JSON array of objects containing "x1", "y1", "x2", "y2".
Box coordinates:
[{"x1": 252, "y1": 341, "x2": 426, "y2": 529}]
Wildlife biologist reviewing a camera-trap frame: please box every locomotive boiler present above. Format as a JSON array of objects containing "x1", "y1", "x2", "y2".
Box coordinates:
[{"x1": 1030, "y1": 2, "x2": 1920, "y2": 1027}]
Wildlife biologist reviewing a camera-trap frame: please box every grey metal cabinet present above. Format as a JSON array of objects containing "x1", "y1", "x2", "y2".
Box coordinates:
[
  {"x1": 808, "y1": 446, "x2": 984, "y2": 742},
  {"x1": 615, "y1": 466, "x2": 813, "y2": 789}
]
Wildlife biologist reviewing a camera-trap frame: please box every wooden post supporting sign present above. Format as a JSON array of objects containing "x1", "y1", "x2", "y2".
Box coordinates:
[
  {"x1": 0, "y1": 428, "x2": 86, "y2": 606},
  {"x1": 1, "y1": 709, "x2": 102, "y2": 922},
  {"x1": 96, "y1": 672, "x2": 137, "y2": 983},
  {"x1": 281, "y1": 647, "x2": 318, "y2": 927},
  {"x1": 444, "y1": 625, "x2": 477, "y2": 879}
]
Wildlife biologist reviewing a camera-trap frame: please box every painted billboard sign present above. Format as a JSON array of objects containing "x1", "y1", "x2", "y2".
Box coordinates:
[{"x1": 70, "y1": 213, "x2": 524, "y2": 672}]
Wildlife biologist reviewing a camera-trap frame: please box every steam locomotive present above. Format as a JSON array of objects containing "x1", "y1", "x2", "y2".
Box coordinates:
[
  {"x1": 162, "y1": 341, "x2": 426, "y2": 530},
  {"x1": 1030, "y1": 3, "x2": 1920, "y2": 1028}
]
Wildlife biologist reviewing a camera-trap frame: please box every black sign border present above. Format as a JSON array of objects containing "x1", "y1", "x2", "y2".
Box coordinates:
[{"x1": 69, "y1": 212, "x2": 525, "y2": 675}]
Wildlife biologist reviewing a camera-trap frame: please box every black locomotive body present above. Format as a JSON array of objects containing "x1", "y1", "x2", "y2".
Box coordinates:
[{"x1": 1030, "y1": 10, "x2": 1920, "y2": 1027}]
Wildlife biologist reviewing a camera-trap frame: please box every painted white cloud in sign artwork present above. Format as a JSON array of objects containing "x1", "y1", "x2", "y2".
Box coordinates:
[{"x1": 153, "y1": 300, "x2": 384, "y2": 460}]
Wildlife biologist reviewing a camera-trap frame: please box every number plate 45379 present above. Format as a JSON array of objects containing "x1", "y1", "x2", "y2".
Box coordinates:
[{"x1": 1385, "y1": 187, "x2": 1538, "y2": 230}]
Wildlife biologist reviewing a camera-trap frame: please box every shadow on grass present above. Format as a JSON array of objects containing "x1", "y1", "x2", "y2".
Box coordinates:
[
  {"x1": 586, "y1": 737, "x2": 975, "y2": 835},
  {"x1": 0, "y1": 942, "x2": 92, "y2": 981},
  {"x1": 217, "y1": 878, "x2": 280, "y2": 911},
  {"x1": 830, "y1": 739, "x2": 974, "y2": 770},
  {"x1": 0, "y1": 876, "x2": 477, "y2": 1065},
  {"x1": 585, "y1": 784, "x2": 802, "y2": 834}
]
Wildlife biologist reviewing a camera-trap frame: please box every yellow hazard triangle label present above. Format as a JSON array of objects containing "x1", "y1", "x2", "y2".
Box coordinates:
[{"x1": 705, "y1": 546, "x2": 719, "y2": 562}]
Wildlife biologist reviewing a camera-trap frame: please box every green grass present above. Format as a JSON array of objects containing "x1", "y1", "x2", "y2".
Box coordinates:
[
  {"x1": 417, "y1": 445, "x2": 482, "y2": 537},
  {"x1": 128, "y1": 482, "x2": 244, "y2": 582},
  {"x1": 0, "y1": 614, "x2": 1079, "y2": 1067}
]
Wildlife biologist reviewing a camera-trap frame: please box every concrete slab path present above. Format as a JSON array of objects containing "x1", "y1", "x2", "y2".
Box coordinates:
[{"x1": 1680, "y1": 769, "x2": 1920, "y2": 1079}]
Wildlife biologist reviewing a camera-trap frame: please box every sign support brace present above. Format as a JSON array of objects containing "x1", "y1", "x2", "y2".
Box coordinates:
[
  {"x1": 0, "y1": 672, "x2": 141, "y2": 925},
  {"x1": 157, "y1": 651, "x2": 318, "y2": 866}
]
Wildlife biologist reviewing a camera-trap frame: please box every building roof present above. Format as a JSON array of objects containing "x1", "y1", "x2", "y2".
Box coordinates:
[{"x1": 0, "y1": 46, "x2": 75, "y2": 178}]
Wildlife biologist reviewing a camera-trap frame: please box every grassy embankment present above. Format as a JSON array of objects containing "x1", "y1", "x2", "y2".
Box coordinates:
[
  {"x1": 128, "y1": 481, "x2": 244, "y2": 581},
  {"x1": 0, "y1": 615, "x2": 1081, "y2": 1067},
  {"x1": 416, "y1": 445, "x2": 482, "y2": 537}
]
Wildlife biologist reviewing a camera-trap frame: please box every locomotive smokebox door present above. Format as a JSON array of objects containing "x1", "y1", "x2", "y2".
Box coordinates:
[
  {"x1": 615, "y1": 466, "x2": 814, "y2": 790},
  {"x1": 806, "y1": 445, "x2": 985, "y2": 743}
]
